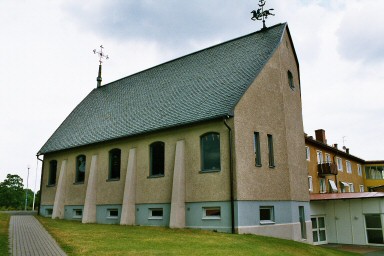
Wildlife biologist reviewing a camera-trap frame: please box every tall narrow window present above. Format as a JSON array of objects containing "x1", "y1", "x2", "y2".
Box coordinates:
[
  {"x1": 200, "y1": 132, "x2": 221, "y2": 172},
  {"x1": 76, "y1": 155, "x2": 86, "y2": 183},
  {"x1": 109, "y1": 148, "x2": 121, "y2": 180},
  {"x1": 254, "y1": 132, "x2": 261, "y2": 166},
  {"x1": 308, "y1": 176, "x2": 313, "y2": 192},
  {"x1": 357, "y1": 164, "x2": 362, "y2": 176},
  {"x1": 267, "y1": 134, "x2": 275, "y2": 167},
  {"x1": 305, "y1": 146, "x2": 310, "y2": 161},
  {"x1": 316, "y1": 151, "x2": 323, "y2": 164},
  {"x1": 336, "y1": 157, "x2": 343, "y2": 171},
  {"x1": 299, "y1": 206, "x2": 307, "y2": 239},
  {"x1": 346, "y1": 160, "x2": 352, "y2": 174},
  {"x1": 150, "y1": 142, "x2": 165, "y2": 176},
  {"x1": 48, "y1": 160, "x2": 57, "y2": 185},
  {"x1": 288, "y1": 70, "x2": 294, "y2": 90},
  {"x1": 320, "y1": 178, "x2": 326, "y2": 193},
  {"x1": 325, "y1": 153, "x2": 331, "y2": 163}
]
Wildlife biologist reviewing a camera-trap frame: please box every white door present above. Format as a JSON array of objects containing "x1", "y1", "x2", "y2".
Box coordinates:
[{"x1": 312, "y1": 216, "x2": 327, "y2": 245}]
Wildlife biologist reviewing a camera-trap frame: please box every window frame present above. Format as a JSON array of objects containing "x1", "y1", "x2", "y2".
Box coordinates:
[
  {"x1": 308, "y1": 176, "x2": 313, "y2": 192},
  {"x1": 316, "y1": 150, "x2": 323, "y2": 164},
  {"x1": 107, "y1": 208, "x2": 119, "y2": 219},
  {"x1": 325, "y1": 153, "x2": 331, "y2": 163},
  {"x1": 336, "y1": 157, "x2": 343, "y2": 171},
  {"x1": 360, "y1": 185, "x2": 365, "y2": 192},
  {"x1": 267, "y1": 134, "x2": 275, "y2": 168},
  {"x1": 305, "y1": 146, "x2": 310, "y2": 161},
  {"x1": 202, "y1": 207, "x2": 221, "y2": 220},
  {"x1": 75, "y1": 155, "x2": 86, "y2": 183},
  {"x1": 254, "y1": 132, "x2": 262, "y2": 167},
  {"x1": 48, "y1": 160, "x2": 57, "y2": 186},
  {"x1": 320, "y1": 178, "x2": 326, "y2": 193},
  {"x1": 346, "y1": 160, "x2": 352, "y2": 174},
  {"x1": 148, "y1": 208, "x2": 163, "y2": 220},
  {"x1": 260, "y1": 206, "x2": 275, "y2": 225},
  {"x1": 365, "y1": 214, "x2": 384, "y2": 244},
  {"x1": 108, "y1": 148, "x2": 121, "y2": 180},
  {"x1": 288, "y1": 70, "x2": 294, "y2": 90},
  {"x1": 357, "y1": 164, "x2": 362, "y2": 176},
  {"x1": 149, "y1": 141, "x2": 165, "y2": 177},
  {"x1": 73, "y1": 209, "x2": 83, "y2": 219},
  {"x1": 200, "y1": 132, "x2": 221, "y2": 172}
]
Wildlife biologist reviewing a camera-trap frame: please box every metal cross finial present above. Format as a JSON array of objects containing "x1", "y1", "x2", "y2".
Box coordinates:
[
  {"x1": 93, "y1": 45, "x2": 109, "y2": 65},
  {"x1": 251, "y1": 0, "x2": 275, "y2": 29}
]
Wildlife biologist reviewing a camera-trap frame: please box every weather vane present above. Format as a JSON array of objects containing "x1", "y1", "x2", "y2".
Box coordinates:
[
  {"x1": 93, "y1": 45, "x2": 109, "y2": 64},
  {"x1": 93, "y1": 45, "x2": 109, "y2": 88},
  {"x1": 251, "y1": 0, "x2": 275, "y2": 29}
]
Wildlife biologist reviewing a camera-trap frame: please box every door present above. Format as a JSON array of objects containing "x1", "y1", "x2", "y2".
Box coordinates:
[{"x1": 312, "y1": 216, "x2": 327, "y2": 245}]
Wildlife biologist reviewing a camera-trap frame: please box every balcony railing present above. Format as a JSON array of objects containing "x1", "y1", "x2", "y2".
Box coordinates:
[{"x1": 318, "y1": 163, "x2": 338, "y2": 176}]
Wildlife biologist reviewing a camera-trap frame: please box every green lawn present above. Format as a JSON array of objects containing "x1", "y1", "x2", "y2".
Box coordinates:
[
  {"x1": 37, "y1": 216, "x2": 358, "y2": 256},
  {"x1": 0, "y1": 212, "x2": 10, "y2": 256}
]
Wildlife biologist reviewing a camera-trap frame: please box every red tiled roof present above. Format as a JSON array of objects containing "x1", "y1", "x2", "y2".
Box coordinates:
[{"x1": 310, "y1": 192, "x2": 384, "y2": 201}]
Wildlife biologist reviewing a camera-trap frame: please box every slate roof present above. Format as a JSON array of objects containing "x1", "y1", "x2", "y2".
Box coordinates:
[{"x1": 39, "y1": 23, "x2": 288, "y2": 155}]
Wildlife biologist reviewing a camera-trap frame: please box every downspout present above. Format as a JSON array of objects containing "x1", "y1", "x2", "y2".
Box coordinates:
[
  {"x1": 36, "y1": 154, "x2": 44, "y2": 216},
  {"x1": 224, "y1": 116, "x2": 235, "y2": 234}
]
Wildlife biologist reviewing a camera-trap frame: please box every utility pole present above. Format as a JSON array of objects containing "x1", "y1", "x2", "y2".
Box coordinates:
[{"x1": 24, "y1": 166, "x2": 30, "y2": 211}]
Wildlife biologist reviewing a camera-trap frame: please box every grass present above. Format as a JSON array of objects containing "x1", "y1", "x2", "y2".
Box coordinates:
[
  {"x1": 37, "y1": 216, "x2": 358, "y2": 256},
  {"x1": 0, "y1": 212, "x2": 10, "y2": 256}
]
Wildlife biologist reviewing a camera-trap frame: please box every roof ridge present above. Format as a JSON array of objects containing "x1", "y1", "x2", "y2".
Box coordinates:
[{"x1": 101, "y1": 23, "x2": 287, "y2": 89}]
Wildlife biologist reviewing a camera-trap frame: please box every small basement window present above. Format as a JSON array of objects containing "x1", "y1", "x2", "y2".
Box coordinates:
[
  {"x1": 107, "y1": 209, "x2": 119, "y2": 219},
  {"x1": 203, "y1": 207, "x2": 221, "y2": 219},
  {"x1": 149, "y1": 208, "x2": 163, "y2": 220},
  {"x1": 45, "y1": 209, "x2": 53, "y2": 216},
  {"x1": 260, "y1": 206, "x2": 275, "y2": 224},
  {"x1": 73, "y1": 209, "x2": 83, "y2": 219}
]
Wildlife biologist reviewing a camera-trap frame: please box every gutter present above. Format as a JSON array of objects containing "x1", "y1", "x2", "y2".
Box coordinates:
[
  {"x1": 224, "y1": 116, "x2": 235, "y2": 234},
  {"x1": 36, "y1": 154, "x2": 44, "y2": 216}
]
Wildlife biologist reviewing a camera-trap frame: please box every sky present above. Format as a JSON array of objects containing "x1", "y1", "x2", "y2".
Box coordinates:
[{"x1": 1, "y1": 0, "x2": 383, "y2": 192}]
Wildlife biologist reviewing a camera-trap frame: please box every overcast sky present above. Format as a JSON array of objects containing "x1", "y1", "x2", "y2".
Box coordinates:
[{"x1": 1, "y1": 0, "x2": 383, "y2": 191}]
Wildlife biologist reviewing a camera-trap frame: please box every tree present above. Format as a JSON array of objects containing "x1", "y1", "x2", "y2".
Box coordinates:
[{"x1": 0, "y1": 174, "x2": 24, "y2": 209}]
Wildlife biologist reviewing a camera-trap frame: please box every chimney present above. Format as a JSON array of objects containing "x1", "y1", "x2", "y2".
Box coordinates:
[
  {"x1": 346, "y1": 148, "x2": 350, "y2": 154},
  {"x1": 333, "y1": 144, "x2": 338, "y2": 149},
  {"x1": 315, "y1": 129, "x2": 327, "y2": 144}
]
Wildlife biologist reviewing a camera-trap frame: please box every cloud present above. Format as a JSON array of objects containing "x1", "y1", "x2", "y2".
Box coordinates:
[
  {"x1": 337, "y1": 0, "x2": 384, "y2": 63},
  {"x1": 62, "y1": 0, "x2": 259, "y2": 48}
]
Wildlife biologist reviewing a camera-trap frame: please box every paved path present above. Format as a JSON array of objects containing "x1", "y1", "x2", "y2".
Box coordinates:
[{"x1": 9, "y1": 215, "x2": 66, "y2": 256}]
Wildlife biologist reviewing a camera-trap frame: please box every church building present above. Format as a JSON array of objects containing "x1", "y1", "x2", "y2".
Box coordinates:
[{"x1": 38, "y1": 23, "x2": 312, "y2": 242}]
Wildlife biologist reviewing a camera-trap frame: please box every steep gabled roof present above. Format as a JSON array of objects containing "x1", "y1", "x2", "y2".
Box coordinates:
[{"x1": 39, "y1": 23, "x2": 288, "y2": 155}]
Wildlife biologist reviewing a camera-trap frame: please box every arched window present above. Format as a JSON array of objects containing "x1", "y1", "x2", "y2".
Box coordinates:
[
  {"x1": 109, "y1": 148, "x2": 121, "y2": 180},
  {"x1": 288, "y1": 70, "x2": 294, "y2": 89},
  {"x1": 76, "y1": 155, "x2": 86, "y2": 183},
  {"x1": 200, "y1": 132, "x2": 221, "y2": 172},
  {"x1": 150, "y1": 142, "x2": 165, "y2": 176},
  {"x1": 48, "y1": 160, "x2": 57, "y2": 185}
]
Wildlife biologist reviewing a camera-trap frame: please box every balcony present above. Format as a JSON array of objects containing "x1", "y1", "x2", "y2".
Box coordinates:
[{"x1": 318, "y1": 163, "x2": 338, "y2": 176}]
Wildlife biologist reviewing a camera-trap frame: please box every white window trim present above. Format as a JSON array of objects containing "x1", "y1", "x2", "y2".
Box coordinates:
[
  {"x1": 336, "y1": 157, "x2": 343, "y2": 171},
  {"x1": 360, "y1": 185, "x2": 364, "y2": 192},
  {"x1": 73, "y1": 209, "x2": 83, "y2": 219},
  {"x1": 308, "y1": 176, "x2": 313, "y2": 192},
  {"x1": 259, "y1": 206, "x2": 275, "y2": 225},
  {"x1": 202, "y1": 207, "x2": 221, "y2": 220},
  {"x1": 148, "y1": 208, "x2": 163, "y2": 220},
  {"x1": 346, "y1": 160, "x2": 352, "y2": 174},
  {"x1": 325, "y1": 153, "x2": 331, "y2": 163},
  {"x1": 107, "y1": 208, "x2": 119, "y2": 219},
  {"x1": 305, "y1": 147, "x2": 310, "y2": 161},
  {"x1": 328, "y1": 180, "x2": 338, "y2": 192},
  {"x1": 358, "y1": 164, "x2": 362, "y2": 176},
  {"x1": 316, "y1": 150, "x2": 323, "y2": 164},
  {"x1": 340, "y1": 181, "x2": 349, "y2": 192},
  {"x1": 349, "y1": 183, "x2": 354, "y2": 192},
  {"x1": 320, "y1": 178, "x2": 326, "y2": 193}
]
